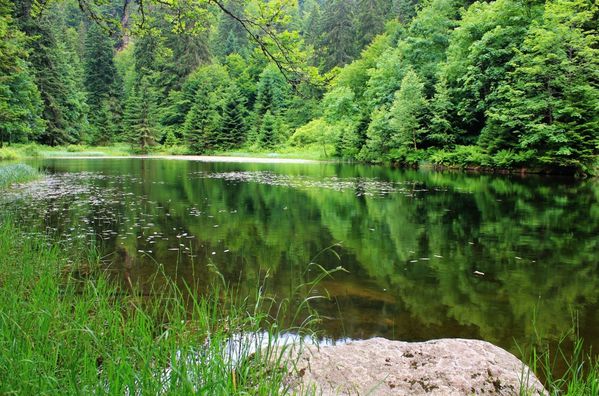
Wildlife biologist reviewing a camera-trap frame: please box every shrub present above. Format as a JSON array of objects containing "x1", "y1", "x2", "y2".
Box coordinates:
[
  {"x1": 290, "y1": 118, "x2": 329, "y2": 146},
  {"x1": 0, "y1": 148, "x2": 19, "y2": 161},
  {"x1": 429, "y1": 145, "x2": 492, "y2": 168}
]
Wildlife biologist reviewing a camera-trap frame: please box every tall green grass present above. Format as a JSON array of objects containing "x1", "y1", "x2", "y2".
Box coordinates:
[
  {"x1": 0, "y1": 163, "x2": 40, "y2": 188},
  {"x1": 523, "y1": 333, "x2": 599, "y2": 395},
  {"x1": 0, "y1": 221, "x2": 324, "y2": 395}
]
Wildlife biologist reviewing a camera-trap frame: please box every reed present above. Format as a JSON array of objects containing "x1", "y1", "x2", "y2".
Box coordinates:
[{"x1": 0, "y1": 163, "x2": 40, "y2": 188}]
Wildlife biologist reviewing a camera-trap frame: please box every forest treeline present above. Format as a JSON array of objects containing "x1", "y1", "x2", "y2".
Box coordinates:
[{"x1": 1, "y1": 0, "x2": 597, "y2": 173}]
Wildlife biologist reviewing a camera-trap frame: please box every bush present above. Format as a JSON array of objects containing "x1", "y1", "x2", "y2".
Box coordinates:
[
  {"x1": 290, "y1": 118, "x2": 329, "y2": 146},
  {"x1": 492, "y1": 149, "x2": 534, "y2": 168},
  {"x1": 0, "y1": 148, "x2": 18, "y2": 161},
  {"x1": 65, "y1": 145, "x2": 86, "y2": 152},
  {"x1": 388, "y1": 147, "x2": 428, "y2": 166},
  {"x1": 429, "y1": 145, "x2": 492, "y2": 168}
]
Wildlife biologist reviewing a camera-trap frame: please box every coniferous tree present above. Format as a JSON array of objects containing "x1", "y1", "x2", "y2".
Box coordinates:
[
  {"x1": 214, "y1": 0, "x2": 250, "y2": 59},
  {"x1": 259, "y1": 110, "x2": 277, "y2": 149},
  {"x1": 0, "y1": 0, "x2": 44, "y2": 146},
  {"x1": 392, "y1": 0, "x2": 419, "y2": 24},
  {"x1": 184, "y1": 89, "x2": 223, "y2": 153},
  {"x1": 300, "y1": 0, "x2": 322, "y2": 52},
  {"x1": 124, "y1": 77, "x2": 157, "y2": 152},
  {"x1": 355, "y1": 0, "x2": 389, "y2": 50},
  {"x1": 254, "y1": 64, "x2": 290, "y2": 118},
  {"x1": 15, "y1": 0, "x2": 88, "y2": 146},
  {"x1": 427, "y1": 74, "x2": 456, "y2": 147},
  {"x1": 221, "y1": 83, "x2": 249, "y2": 148},
  {"x1": 84, "y1": 23, "x2": 122, "y2": 143},
  {"x1": 317, "y1": 0, "x2": 358, "y2": 71}
]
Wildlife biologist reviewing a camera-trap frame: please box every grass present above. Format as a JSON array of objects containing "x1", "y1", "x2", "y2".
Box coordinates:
[
  {"x1": 1, "y1": 142, "x2": 333, "y2": 161},
  {"x1": 0, "y1": 163, "x2": 41, "y2": 188},
  {"x1": 0, "y1": 220, "x2": 330, "y2": 395},
  {"x1": 518, "y1": 313, "x2": 599, "y2": 395},
  {"x1": 0, "y1": 143, "x2": 134, "y2": 159},
  {"x1": 216, "y1": 144, "x2": 336, "y2": 161},
  {"x1": 524, "y1": 335, "x2": 599, "y2": 395}
]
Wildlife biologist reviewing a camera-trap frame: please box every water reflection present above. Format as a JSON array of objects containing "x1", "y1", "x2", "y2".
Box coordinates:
[{"x1": 1, "y1": 158, "x2": 598, "y2": 357}]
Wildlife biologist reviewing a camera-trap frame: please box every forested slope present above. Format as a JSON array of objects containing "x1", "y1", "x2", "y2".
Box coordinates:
[{"x1": 1, "y1": 0, "x2": 597, "y2": 174}]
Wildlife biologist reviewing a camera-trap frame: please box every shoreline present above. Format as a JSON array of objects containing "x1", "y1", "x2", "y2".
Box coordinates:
[{"x1": 37, "y1": 154, "x2": 323, "y2": 164}]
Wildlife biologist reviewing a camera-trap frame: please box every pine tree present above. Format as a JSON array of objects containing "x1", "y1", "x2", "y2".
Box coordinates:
[
  {"x1": 214, "y1": 0, "x2": 249, "y2": 59},
  {"x1": 184, "y1": 87, "x2": 224, "y2": 153},
  {"x1": 15, "y1": 4, "x2": 88, "y2": 146},
  {"x1": 254, "y1": 64, "x2": 290, "y2": 118},
  {"x1": 392, "y1": 0, "x2": 419, "y2": 24},
  {"x1": 300, "y1": 0, "x2": 322, "y2": 52}
]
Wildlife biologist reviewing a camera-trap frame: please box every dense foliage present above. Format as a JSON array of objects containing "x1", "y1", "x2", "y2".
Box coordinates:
[{"x1": 0, "y1": 0, "x2": 596, "y2": 173}]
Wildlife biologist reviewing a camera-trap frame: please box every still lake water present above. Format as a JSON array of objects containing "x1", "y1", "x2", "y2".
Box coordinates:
[{"x1": 2, "y1": 158, "x2": 598, "y2": 357}]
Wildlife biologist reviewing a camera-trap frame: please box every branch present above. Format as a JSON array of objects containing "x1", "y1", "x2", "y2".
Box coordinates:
[{"x1": 209, "y1": 0, "x2": 308, "y2": 88}]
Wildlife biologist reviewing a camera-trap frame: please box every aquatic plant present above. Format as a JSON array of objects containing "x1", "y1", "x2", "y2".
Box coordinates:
[{"x1": 0, "y1": 163, "x2": 40, "y2": 188}]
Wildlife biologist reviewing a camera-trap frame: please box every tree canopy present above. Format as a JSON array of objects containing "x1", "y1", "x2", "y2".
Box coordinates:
[{"x1": 0, "y1": 0, "x2": 596, "y2": 173}]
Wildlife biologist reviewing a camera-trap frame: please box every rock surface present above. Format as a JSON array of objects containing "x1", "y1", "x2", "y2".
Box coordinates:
[{"x1": 285, "y1": 338, "x2": 547, "y2": 395}]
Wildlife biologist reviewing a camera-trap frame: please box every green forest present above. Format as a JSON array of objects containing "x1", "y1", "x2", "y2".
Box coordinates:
[{"x1": 1, "y1": 0, "x2": 597, "y2": 174}]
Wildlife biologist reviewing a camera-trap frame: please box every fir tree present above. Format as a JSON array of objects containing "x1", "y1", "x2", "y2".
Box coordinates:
[
  {"x1": 254, "y1": 64, "x2": 290, "y2": 118},
  {"x1": 124, "y1": 77, "x2": 157, "y2": 152},
  {"x1": 258, "y1": 110, "x2": 277, "y2": 149},
  {"x1": 16, "y1": 6, "x2": 88, "y2": 145},
  {"x1": 0, "y1": 0, "x2": 44, "y2": 146},
  {"x1": 83, "y1": 23, "x2": 122, "y2": 143},
  {"x1": 355, "y1": 0, "x2": 389, "y2": 50},
  {"x1": 214, "y1": 0, "x2": 249, "y2": 59},
  {"x1": 184, "y1": 90, "x2": 223, "y2": 153},
  {"x1": 221, "y1": 83, "x2": 249, "y2": 148},
  {"x1": 317, "y1": 0, "x2": 358, "y2": 71}
]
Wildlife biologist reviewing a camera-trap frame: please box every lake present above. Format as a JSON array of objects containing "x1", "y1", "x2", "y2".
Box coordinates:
[{"x1": 2, "y1": 157, "x2": 598, "y2": 358}]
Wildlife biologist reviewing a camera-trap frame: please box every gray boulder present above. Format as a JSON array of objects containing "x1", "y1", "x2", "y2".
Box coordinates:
[{"x1": 285, "y1": 338, "x2": 547, "y2": 395}]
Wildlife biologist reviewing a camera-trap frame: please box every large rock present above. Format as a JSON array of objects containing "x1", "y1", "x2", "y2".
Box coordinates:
[{"x1": 284, "y1": 338, "x2": 547, "y2": 395}]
